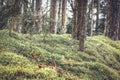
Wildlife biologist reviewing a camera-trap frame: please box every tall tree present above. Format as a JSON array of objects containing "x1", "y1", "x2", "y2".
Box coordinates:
[
  {"x1": 72, "y1": 0, "x2": 77, "y2": 38},
  {"x1": 105, "y1": 0, "x2": 120, "y2": 40},
  {"x1": 34, "y1": 0, "x2": 42, "y2": 33},
  {"x1": 50, "y1": 0, "x2": 59, "y2": 34},
  {"x1": 90, "y1": 0, "x2": 94, "y2": 36},
  {"x1": 95, "y1": 0, "x2": 100, "y2": 34},
  {"x1": 21, "y1": 0, "x2": 28, "y2": 33},
  {"x1": 61, "y1": 0, "x2": 67, "y2": 33},
  {"x1": 58, "y1": 0, "x2": 62, "y2": 18},
  {"x1": 57, "y1": 0, "x2": 62, "y2": 33},
  {"x1": 76, "y1": 0, "x2": 88, "y2": 51}
]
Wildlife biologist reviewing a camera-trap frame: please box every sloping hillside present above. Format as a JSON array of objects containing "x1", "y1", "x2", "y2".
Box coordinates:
[{"x1": 0, "y1": 30, "x2": 120, "y2": 80}]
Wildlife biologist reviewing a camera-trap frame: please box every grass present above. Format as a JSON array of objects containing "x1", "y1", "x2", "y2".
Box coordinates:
[{"x1": 0, "y1": 30, "x2": 120, "y2": 80}]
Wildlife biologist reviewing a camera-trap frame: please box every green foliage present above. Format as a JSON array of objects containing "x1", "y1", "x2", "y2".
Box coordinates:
[
  {"x1": 61, "y1": 62, "x2": 120, "y2": 80},
  {"x1": 0, "y1": 30, "x2": 120, "y2": 80},
  {"x1": 0, "y1": 52, "x2": 62, "y2": 80}
]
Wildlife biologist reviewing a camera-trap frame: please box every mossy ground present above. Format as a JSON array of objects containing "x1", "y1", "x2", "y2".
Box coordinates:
[{"x1": 0, "y1": 30, "x2": 120, "y2": 80}]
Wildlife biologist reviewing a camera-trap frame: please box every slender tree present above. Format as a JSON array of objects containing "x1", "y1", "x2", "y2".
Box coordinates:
[
  {"x1": 61, "y1": 0, "x2": 67, "y2": 33},
  {"x1": 21, "y1": 0, "x2": 28, "y2": 33},
  {"x1": 90, "y1": 0, "x2": 94, "y2": 36},
  {"x1": 34, "y1": 0, "x2": 42, "y2": 33},
  {"x1": 72, "y1": 0, "x2": 78, "y2": 38},
  {"x1": 95, "y1": 0, "x2": 100, "y2": 34},
  {"x1": 57, "y1": 0, "x2": 62, "y2": 33},
  {"x1": 58, "y1": 0, "x2": 62, "y2": 18}
]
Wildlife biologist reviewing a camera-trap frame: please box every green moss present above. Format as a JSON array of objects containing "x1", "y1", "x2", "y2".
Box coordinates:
[
  {"x1": 61, "y1": 62, "x2": 120, "y2": 80},
  {"x1": 0, "y1": 51, "x2": 62, "y2": 80},
  {"x1": 0, "y1": 30, "x2": 120, "y2": 80}
]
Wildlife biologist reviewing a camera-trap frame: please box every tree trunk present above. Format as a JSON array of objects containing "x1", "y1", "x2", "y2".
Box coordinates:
[
  {"x1": 21, "y1": 0, "x2": 28, "y2": 33},
  {"x1": 35, "y1": 0, "x2": 42, "y2": 33},
  {"x1": 72, "y1": 0, "x2": 77, "y2": 38},
  {"x1": 106, "y1": 0, "x2": 120, "y2": 40},
  {"x1": 50, "y1": 0, "x2": 59, "y2": 34},
  {"x1": 57, "y1": 0, "x2": 62, "y2": 33},
  {"x1": 95, "y1": 0, "x2": 99, "y2": 35},
  {"x1": 58, "y1": 0, "x2": 62, "y2": 18},
  {"x1": 77, "y1": 0, "x2": 87, "y2": 51},
  {"x1": 90, "y1": 0, "x2": 94, "y2": 36},
  {"x1": 61, "y1": 0, "x2": 67, "y2": 33}
]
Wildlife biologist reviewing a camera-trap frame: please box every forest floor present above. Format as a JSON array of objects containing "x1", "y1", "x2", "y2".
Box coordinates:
[{"x1": 0, "y1": 30, "x2": 120, "y2": 80}]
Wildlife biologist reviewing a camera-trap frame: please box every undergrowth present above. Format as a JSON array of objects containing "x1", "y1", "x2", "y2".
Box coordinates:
[{"x1": 0, "y1": 30, "x2": 120, "y2": 80}]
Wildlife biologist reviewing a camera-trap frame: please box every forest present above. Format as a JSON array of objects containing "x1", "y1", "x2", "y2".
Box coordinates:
[{"x1": 0, "y1": 0, "x2": 120, "y2": 80}]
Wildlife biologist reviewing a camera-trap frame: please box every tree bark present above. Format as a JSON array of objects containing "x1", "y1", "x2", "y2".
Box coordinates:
[
  {"x1": 77, "y1": 0, "x2": 87, "y2": 51},
  {"x1": 95, "y1": 0, "x2": 100, "y2": 35},
  {"x1": 61, "y1": 0, "x2": 67, "y2": 33},
  {"x1": 106, "y1": 0, "x2": 120, "y2": 40},
  {"x1": 50, "y1": 0, "x2": 59, "y2": 34},
  {"x1": 35, "y1": 0, "x2": 42, "y2": 33},
  {"x1": 90, "y1": 0, "x2": 94, "y2": 36},
  {"x1": 72, "y1": 0, "x2": 77, "y2": 38},
  {"x1": 57, "y1": 0, "x2": 62, "y2": 33}
]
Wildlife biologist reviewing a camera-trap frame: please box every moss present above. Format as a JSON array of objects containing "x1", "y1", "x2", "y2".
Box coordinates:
[
  {"x1": 61, "y1": 62, "x2": 120, "y2": 80},
  {"x1": 0, "y1": 30, "x2": 120, "y2": 80},
  {"x1": 0, "y1": 52, "x2": 62, "y2": 80}
]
